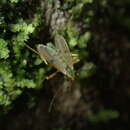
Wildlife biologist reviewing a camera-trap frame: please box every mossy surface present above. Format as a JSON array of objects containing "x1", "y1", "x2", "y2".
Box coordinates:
[{"x1": 0, "y1": 0, "x2": 129, "y2": 130}]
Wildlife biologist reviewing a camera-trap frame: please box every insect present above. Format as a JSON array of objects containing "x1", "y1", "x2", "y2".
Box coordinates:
[
  {"x1": 25, "y1": 35, "x2": 79, "y2": 111},
  {"x1": 26, "y1": 35, "x2": 78, "y2": 80}
]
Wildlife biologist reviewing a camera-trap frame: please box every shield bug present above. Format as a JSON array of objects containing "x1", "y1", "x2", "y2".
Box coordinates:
[
  {"x1": 25, "y1": 35, "x2": 79, "y2": 111},
  {"x1": 26, "y1": 35, "x2": 78, "y2": 80}
]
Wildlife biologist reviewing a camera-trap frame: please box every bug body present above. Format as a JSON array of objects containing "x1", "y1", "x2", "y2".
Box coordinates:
[{"x1": 37, "y1": 35, "x2": 75, "y2": 80}]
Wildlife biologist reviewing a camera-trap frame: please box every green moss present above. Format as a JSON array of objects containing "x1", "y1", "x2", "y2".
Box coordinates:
[
  {"x1": 89, "y1": 110, "x2": 119, "y2": 123},
  {"x1": 0, "y1": 0, "x2": 44, "y2": 113},
  {"x1": 0, "y1": 39, "x2": 9, "y2": 59}
]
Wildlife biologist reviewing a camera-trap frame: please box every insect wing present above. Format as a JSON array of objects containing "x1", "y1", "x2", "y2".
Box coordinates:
[
  {"x1": 37, "y1": 44, "x2": 67, "y2": 74},
  {"x1": 54, "y1": 35, "x2": 74, "y2": 69}
]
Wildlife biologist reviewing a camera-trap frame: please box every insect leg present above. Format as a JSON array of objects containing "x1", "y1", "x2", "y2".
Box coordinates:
[
  {"x1": 25, "y1": 44, "x2": 39, "y2": 55},
  {"x1": 46, "y1": 70, "x2": 59, "y2": 80},
  {"x1": 48, "y1": 84, "x2": 62, "y2": 112},
  {"x1": 71, "y1": 53, "x2": 80, "y2": 64},
  {"x1": 71, "y1": 53, "x2": 78, "y2": 57}
]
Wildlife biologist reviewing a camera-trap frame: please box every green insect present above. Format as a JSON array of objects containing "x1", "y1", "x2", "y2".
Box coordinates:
[
  {"x1": 26, "y1": 35, "x2": 78, "y2": 80},
  {"x1": 26, "y1": 35, "x2": 79, "y2": 111}
]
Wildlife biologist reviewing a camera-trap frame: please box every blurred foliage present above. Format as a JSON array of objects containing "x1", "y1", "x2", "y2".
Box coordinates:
[
  {"x1": 0, "y1": 0, "x2": 45, "y2": 112},
  {"x1": 89, "y1": 110, "x2": 119, "y2": 123},
  {"x1": 0, "y1": 39, "x2": 9, "y2": 59},
  {"x1": 79, "y1": 62, "x2": 96, "y2": 79}
]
